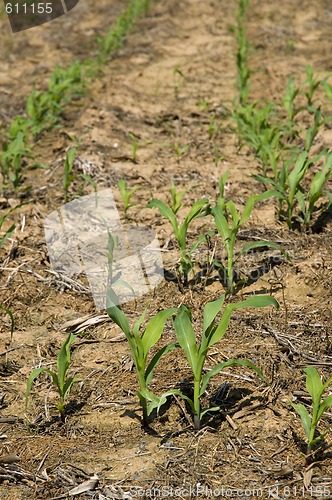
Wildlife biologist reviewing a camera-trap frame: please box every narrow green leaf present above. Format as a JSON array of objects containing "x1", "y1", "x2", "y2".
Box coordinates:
[
  {"x1": 239, "y1": 240, "x2": 281, "y2": 255},
  {"x1": 147, "y1": 199, "x2": 178, "y2": 235},
  {"x1": 304, "y1": 366, "x2": 323, "y2": 405},
  {"x1": 209, "y1": 296, "x2": 279, "y2": 347},
  {"x1": 211, "y1": 205, "x2": 231, "y2": 243},
  {"x1": 106, "y1": 288, "x2": 131, "y2": 335},
  {"x1": 26, "y1": 367, "x2": 47, "y2": 408},
  {"x1": 174, "y1": 306, "x2": 199, "y2": 377},
  {"x1": 57, "y1": 333, "x2": 77, "y2": 391},
  {"x1": 203, "y1": 296, "x2": 225, "y2": 335},
  {"x1": 200, "y1": 359, "x2": 267, "y2": 397},
  {"x1": 145, "y1": 343, "x2": 178, "y2": 385},
  {"x1": 292, "y1": 402, "x2": 312, "y2": 440},
  {"x1": 142, "y1": 308, "x2": 177, "y2": 355},
  {"x1": 317, "y1": 394, "x2": 332, "y2": 422}
]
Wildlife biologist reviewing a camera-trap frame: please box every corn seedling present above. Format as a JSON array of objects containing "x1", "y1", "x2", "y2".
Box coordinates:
[
  {"x1": 144, "y1": 295, "x2": 278, "y2": 430},
  {"x1": 118, "y1": 178, "x2": 142, "y2": 218},
  {"x1": 212, "y1": 190, "x2": 282, "y2": 293},
  {"x1": 173, "y1": 142, "x2": 190, "y2": 164},
  {"x1": 292, "y1": 366, "x2": 332, "y2": 463},
  {"x1": 0, "y1": 132, "x2": 32, "y2": 188},
  {"x1": 148, "y1": 187, "x2": 210, "y2": 287},
  {"x1": 255, "y1": 150, "x2": 332, "y2": 230},
  {"x1": 283, "y1": 77, "x2": 301, "y2": 123},
  {"x1": 63, "y1": 147, "x2": 77, "y2": 202},
  {"x1": 26, "y1": 334, "x2": 79, "y2": 423},
  {"x1": 303, "y1": 65, "x2": 322, "y2": 108},
  {"x1": 106, "y1": 288, "x2": 177, "y2": 427}
]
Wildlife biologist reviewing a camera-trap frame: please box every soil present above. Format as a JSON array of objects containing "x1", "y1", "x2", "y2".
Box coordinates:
[{"x1": 1, "y1": 0, "x2": 332, "y2": 498}]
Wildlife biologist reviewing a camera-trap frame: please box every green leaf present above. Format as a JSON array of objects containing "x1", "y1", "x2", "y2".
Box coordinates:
[
  {"x1": 203, "y1": 296, "x2": 225, "y2": 335},
  {"x1": 200, "y1": 358, "x2": 267, "y2": 397},
  {"x1": 174, "y1": 306, "x2": 199, "y2": 377},
  {"x1": 141, "y1": 388, "x2": 194, "y2": 415},
  {"x1": 106, "y1": 288, "x2": 131, "y2": 336},
  {"x1": 147, "y1": 199, "x2": 178, "y2": 235},
  {"x1": 142, "y1": 308, "x2": 177, "y2": 355},
  {"x1": 317, "y1": 394, "x2": 332, "y2": 422},
  {"x1": 26, "y1": 367, "x2": 48, "y2": 408},
  {"x1": 304, "y1": 366, "x2": 323, "y2": 405},
  {"x1": 292, "y1": 402, "x2": 312, "y2": 440},
  {"x1": 0, "y1": 224, "x2": 15, "y2": 250},
  {"x1": 239, "y1": 240, "x2": 281, "y2": 255},
  {"x1": 209, "y1": 296, "x2": 279, "y2": 347},
  {"x1": 288, "y1": 151, "x2": 308, "y2": 204},
  {"x1": 57, "y1": 334, "x2": 77, "y2": 391},
  {"x1": 211, "y1": 205, "x2": 231, "y2": 243},
  {"x1": 145, "y1": 343, "x2": 178, "y2": 385},
  {"x1": 240, "y1": 190, "x2": 279, "y2": 225},
  {"x1": 184, "y1": 200, "x2": 209, "y2": 225},
  {"x1": 62, "y1": 376, "x2": 80, "y2": 403}
]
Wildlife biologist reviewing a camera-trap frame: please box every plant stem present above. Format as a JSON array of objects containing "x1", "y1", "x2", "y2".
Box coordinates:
[{"x1": 193, "y1": 379, "x2": 201, "y2": 430}]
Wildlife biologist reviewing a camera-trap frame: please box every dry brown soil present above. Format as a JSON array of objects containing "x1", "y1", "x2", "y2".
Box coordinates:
[{"x1": 1, "y1": 0, "x2": 332, "y2": 498}]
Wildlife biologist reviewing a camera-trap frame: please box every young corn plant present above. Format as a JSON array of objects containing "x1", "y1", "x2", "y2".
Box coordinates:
[
  {"x1": 63, "y1": 147, "x2": 77, "y2": 202},
  {"x1": 144, "y1": 294, "x2": 278, "y2": 430},
  {"x1": 118, "y1": 178, "x2": 142, "y2": 218},
  {"x1": 255, "y1": 150, "x2": 332, "y2": 230},
  {"x1": 26, "y1": 334, "x2": 79, "y2": 423},
  {"x1": 148, "y1": 186, "x2": 210, "y2": 287},
  {"x1": 292, "y1": 366, "x2": 332, "y2": 464},
  {"x1": 106, "y1": 288, "x2": 177, "y2": 427},
  {"x1": 0, "y1": 132, "x2": 32, "y2": 188},
  {"x1": 211, "y1": 190, "x2": 282, "y2": 293}
]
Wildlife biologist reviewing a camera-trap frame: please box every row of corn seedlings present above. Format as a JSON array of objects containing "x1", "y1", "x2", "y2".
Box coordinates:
[
  {"x1": 0, "y1": 0, "x2": 153, "y2": 193},
  {"x1": 233, "y1": 1, "x2": 332, "y2": 232},
  {"x1": 231, "y1": 0, "x2": 332, "y2": 466}
]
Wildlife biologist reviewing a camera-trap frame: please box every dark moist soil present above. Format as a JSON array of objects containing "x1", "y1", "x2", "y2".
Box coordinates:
[{"x1": 1, "y1": 0, "x2": 332, "y2": 498}]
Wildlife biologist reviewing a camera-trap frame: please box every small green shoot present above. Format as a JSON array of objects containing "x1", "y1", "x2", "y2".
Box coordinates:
[
  {"x1": 106, "y1": 288, "x2": 177, "y2": 427},
  {"x1": 212, "y1": 190, "x2": 282, "y2": 293},
  {"x1": 292, "y1": 366, "x2": 332, "y2": 462},
  {"x1": 26, "y1": 334, "x2": 79, "y2": 423},
  {"x1": 118, "y1": 178, "x2": 142, "y2": 218},
  {"x1": 0, "y1": 132, "x2": 32, "y2": 188},
  {"x1": 148, "y1": 185, "x2": 210, "y2": 286},
  {"x1": 63, "y1": 147, "x2": 77, "y2": 202},
  {"x1": 144, "y1": 294, "x2": 278, "y2": 430}
]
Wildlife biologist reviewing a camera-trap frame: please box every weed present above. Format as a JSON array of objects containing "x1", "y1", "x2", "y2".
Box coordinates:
[
  {"x1": 144, "y1": 294, "x2": 278, "y2": 430},
  {"x1": 26, "y1": 334, "x2": 79, "y2": 423},
  {"x1": 292, "y1": 366, "x2": 332, "y2": 463},
  {"x1": 106, "y1": 288, "x2": 177, "y2": 427}
]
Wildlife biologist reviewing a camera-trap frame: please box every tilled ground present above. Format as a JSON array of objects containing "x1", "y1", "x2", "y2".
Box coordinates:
[{"x1": 1, "y1": 0, "x2": 332, "y2": 498}]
